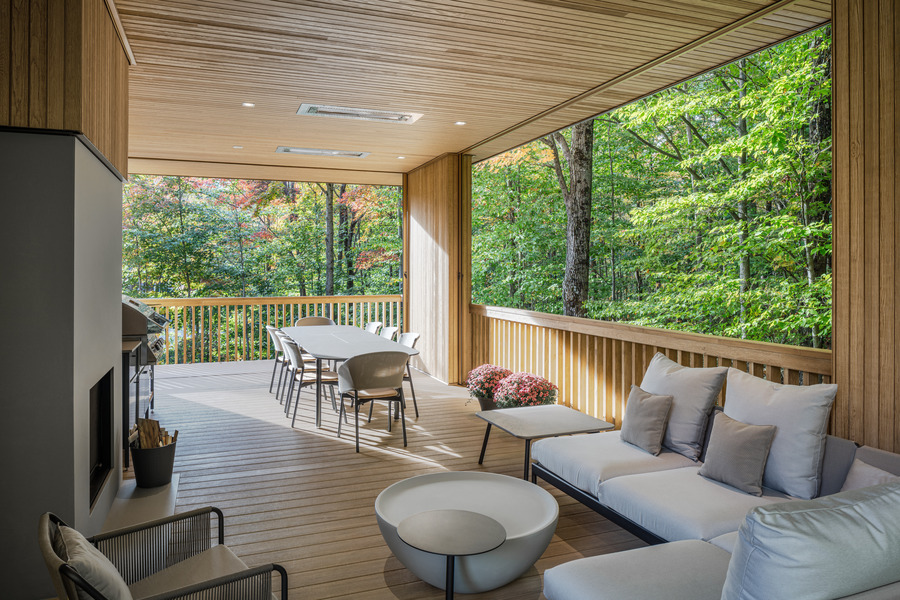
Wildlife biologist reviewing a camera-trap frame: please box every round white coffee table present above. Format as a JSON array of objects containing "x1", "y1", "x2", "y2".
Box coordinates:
[
  {"x1": 375, "y1": 471, "x2": 558, "y2": 593},
  {"x1": 398, "y1": 509, "x2": 506, "y2": 599}
]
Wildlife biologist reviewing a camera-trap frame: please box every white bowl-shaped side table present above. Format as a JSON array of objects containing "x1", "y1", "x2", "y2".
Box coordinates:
[{"x1": 375, "y1": 471, "x2": 559, "y2": 593}]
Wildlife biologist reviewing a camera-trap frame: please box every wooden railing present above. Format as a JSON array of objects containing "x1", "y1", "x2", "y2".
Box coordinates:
[
  {"x1": 471, "y1": 304, "x2": 833, "y2": 428},
  {"x1": 141, "y1": 295, "x2": 402, "y2": 365}
]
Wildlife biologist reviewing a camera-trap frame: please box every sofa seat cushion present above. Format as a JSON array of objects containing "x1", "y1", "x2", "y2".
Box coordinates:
[
  {"x1": 531, "y1": 430, "x2": 695, "y2": 496},
  {"x1": 128, "y1": 545, "x2": 248, "y2": 599},
  {"x1": 722, "y1": 481, "x2": 900, "y2": 600},
  {"x1": 597, "y1": 467, "x2": 791, "y2": 542},
  {"x1": 709, "y1": 531, "x2": 739, "y2": 553},
  {"x1": 543, "y1": 540, "x2": 731, "y2": 600}
]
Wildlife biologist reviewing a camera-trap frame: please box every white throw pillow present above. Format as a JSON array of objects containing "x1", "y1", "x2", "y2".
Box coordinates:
[
  {"x1": 639, "y1": 353, "x2": 727, "y2": 461},
  {"x1": 840, "y1": 458, "x2": 900, "y2": 492},
  {"x1": 59, "y1": 526, "x2": 132, "y2": 600},
  {"x1": 724, "y1": 368, "x2": 836, "y2": 499},
  {"x1": 722, "y1": 482, "x2": 900, "y2": 600}
]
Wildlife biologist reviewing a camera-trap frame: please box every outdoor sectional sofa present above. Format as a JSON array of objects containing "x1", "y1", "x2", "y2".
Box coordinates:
[{"x1": 531, "y1": 353, "x2": 900, "y2": 600}]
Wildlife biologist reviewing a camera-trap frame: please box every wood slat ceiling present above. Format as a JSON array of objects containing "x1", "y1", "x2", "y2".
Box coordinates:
[{"x1": 118, "y1": 0, "x2": 830, "y2": 185}]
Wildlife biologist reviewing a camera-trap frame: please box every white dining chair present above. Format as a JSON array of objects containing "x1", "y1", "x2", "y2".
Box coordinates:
[
  {"x1": 397, "y1": 332, "x2": 420, "y2": 418},
  {"x1": 365, "y1": 321, "x2": 383, "y2": 334},
  {"x1": 336, "y1": 351, "x2": 409, "y2": 452},
  {"x1": 295, "y1": 316, "x2": 335, "y2": 326},
  {"x1": 282, "y1": 340, "x2": 338, "y2": 428},
  {"x1": 380, "y1": 326, "x2": 399, "y2": 341}
]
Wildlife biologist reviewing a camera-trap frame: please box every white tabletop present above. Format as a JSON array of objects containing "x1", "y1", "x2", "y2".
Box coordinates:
[
  {"x1": 281, "y1": 325, "x2": 418, "y2": 361},
  {"x1": 476, "y1": 404, "x2": 613, "y2": 440}
]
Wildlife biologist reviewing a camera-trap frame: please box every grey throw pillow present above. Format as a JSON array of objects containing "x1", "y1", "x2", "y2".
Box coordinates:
[
  {"x1": 722, "y1": 482, "x2": 900, "y2": 600},
  {"x1": 724, "y1": 367, "x2": 837, "y2": 499},
  {"x1": 59, "y1": 526, "x2": 133, "y2": 600},
  {"x1": 698, "y1": 412, "x2": 776, "y2": 496},
  {"x1": 640, "y1": 353, "x2": 727, "y2": 461},
  {"x1": 620, "y1": 385, "x2": 673, "y2": 456}
]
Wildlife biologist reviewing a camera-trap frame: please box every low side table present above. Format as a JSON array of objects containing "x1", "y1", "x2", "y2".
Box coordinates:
[
  {"x1": 397, "y1": 509, "x2": 506, "y2": 599},
  {"x1": 477, "y1": 404, "x2": 614, "y2": 479}
]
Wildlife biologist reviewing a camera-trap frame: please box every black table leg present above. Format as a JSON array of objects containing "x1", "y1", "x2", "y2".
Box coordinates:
[
  {"x1": 524, "y1": 439, "x2": 532, "y2": 480},
  {"x1": 315, "y1": 358, "x2": 322, "y2": 428},
  {"x1": 478, "y1": 423, "x2": 492, "y2": 464},
  {"x1": 445, "y1": 554, "x2": 454, "y2": 599}
]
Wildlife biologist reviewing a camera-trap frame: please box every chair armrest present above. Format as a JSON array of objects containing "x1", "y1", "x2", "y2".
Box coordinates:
[
  {"x1": 140, "y1": 563, "x2": 289, "y2": 600},
  {"x1": 89, "y1": 506, "x2": 225, "y2": 584}
]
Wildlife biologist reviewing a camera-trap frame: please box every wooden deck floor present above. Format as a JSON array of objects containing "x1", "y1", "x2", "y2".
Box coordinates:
[{"x1": 149, "y1": 361, "x2": 645, "y2": 599}]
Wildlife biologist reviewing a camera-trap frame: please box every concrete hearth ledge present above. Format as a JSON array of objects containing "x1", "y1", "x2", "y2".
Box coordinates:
[{"x1": 101, "y1": 475, "x2": 179, "y2": 532}]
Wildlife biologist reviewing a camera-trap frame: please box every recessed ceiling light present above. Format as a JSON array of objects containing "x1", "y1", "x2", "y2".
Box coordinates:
[
  {"x1": 397, "y1": 156, "x2": 405, "y2": 159},
  {"x1": 455, "y1": 121, "x2": 467, "y2": 125},
  {"x1": 232, "y1": 145, "x2": 243, "y2": 149},
  {"x1": 242, "y1": 102, "x2": 255, "y2": 108},
  {"x1": 297, "y1": 103, "x2": 423, "y2": 124},
  {"x1": 275, "y1": 146, "x2": 370, "y2": 158}
]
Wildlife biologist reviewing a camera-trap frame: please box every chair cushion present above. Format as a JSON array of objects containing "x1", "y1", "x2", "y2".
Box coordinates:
[
  {"x1": 723, "y1": 368, "x2": 837, "y2": 499},
  {"x1": 722, "y1": 481, "x2": 900, "y2": 600},
  {"x1": 698, "y1": 413, "x2": 776, "y2": 496},
  {"x1": 58, "y1": 526, "x2": 133, "y2": 600},
  {"x1": 620, "y1": 385, "x2": 673, "y2": 456},
  {"x1": 358, "y1": 387, "x2": 400, "y2": 399},
  {"x1": 640, "y1": 353, "x2": 727, "y2": 461},
  {"x1": 543, "y1": 540, "x2": 731, "y2": 600},
  {"x1": 839, "y1": 458, "x2": 900, "y2": 492},
  {"x1": 708, "y1": 531, "x2": 739, "y2": 554},
  {"x1": 531, "y1": 430, "x2": 695, "y2": 497},
  {"x1": 128, "y1": 545, "x2": 248, "y2": 599},
  {"x1": 597, "y1": 467, "x2": 790, "y2": 542}
]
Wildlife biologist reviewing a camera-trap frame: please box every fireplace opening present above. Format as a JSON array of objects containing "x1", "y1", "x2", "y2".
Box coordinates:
[{"x1": 89, "y1": 368, "x2": 114, "y2": 508}]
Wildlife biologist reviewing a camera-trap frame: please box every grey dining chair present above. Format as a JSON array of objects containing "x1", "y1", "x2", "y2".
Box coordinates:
[
  {"x1": 265, "y1": 325, "x2": 287, "y2": 397},
  {"x1": 337, "y1": 351, "x2": 410, "y2": 452},
  {"x1": 380, "y1": 326, "x2": 399, "y2": 341},
  {"x1": 365, "y1": 321, "x2": 383, "y2": 334},
  {"x1": 397, "y1": 332, "x2": 421, "y2": 418},
  {"x1": 295, "y1": 316, "x2": 335, "y2": 326},
  {"x1": 282, "y1": 340, "x2": 338, "y2": 427}
]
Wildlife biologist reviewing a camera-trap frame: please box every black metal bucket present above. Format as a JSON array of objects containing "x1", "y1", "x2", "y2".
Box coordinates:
[{"x1": 131, "y1": 441, "x2": 176, "y2": 488}]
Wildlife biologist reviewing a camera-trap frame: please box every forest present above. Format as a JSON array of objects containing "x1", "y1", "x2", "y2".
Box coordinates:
[
  {"x1": 471, "y1": 27, "x2": 832, "y2": 348},
  {"x1": 123, "y1": 27, "x2": 831, "y2": 349},
  {"x1": 123, "y1": 178, "x2": 403, "y2": 298}
]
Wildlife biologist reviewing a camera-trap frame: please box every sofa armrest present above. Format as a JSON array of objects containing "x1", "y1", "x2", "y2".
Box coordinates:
[
  {"x1": 89, "y1": 506, "x2": 225, "y2": 584},
  {"x1": 819, "y1": 435, "x2": 858, "y2": 496}
]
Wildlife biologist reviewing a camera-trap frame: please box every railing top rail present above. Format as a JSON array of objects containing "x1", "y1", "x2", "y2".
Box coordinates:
[
  {"x1": 141, "y1": 295, "x2": 403, "y2": 307},
  {"x1": 472, "y1": 304, "x2": 832, "y2": 375}
]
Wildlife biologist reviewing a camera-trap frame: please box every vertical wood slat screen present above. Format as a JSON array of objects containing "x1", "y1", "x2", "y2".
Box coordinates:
[
  {"x1": 142, "y1": 295, "x2": 401, "y2": 365},
  {"x1": 832, "y1": 0, "x2": 900, "y2": 452},
  {"x1": 471, "y1": 305, "x2": 832, "y2": 428},
  {"x1": 0, "y1": 0, "x2": 129, "y2": 176}
]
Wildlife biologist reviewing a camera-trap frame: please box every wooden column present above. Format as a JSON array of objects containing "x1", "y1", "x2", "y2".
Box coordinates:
[
  {"x1": 832, "y1": 0, "x2": 900, "y2": 451},
  {"x1": 403, "y1": 153, "x2": 472, "y2": 384}
]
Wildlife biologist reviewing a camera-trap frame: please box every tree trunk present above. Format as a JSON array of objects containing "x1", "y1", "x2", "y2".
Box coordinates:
[
  {"x1": 542, "y1": 120, "x2": 594, "y2": 317},
  {"x1": 325, "y1": 183, "x2": 335, "y2": 296}
]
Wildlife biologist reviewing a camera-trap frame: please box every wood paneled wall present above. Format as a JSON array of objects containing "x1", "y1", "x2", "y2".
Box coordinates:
[
  {"x1": 832, "y1": 0, "x2": 900, "y2": 452},
  {"x1": 472, "y1": 305, "x2": 833, "y2": 427},
  {"x1": 0, "y1": 0, "x2": 129, "y2": 176},
  {"x1": 404, "y1": 154, "x2": 471, "y2": 383}
]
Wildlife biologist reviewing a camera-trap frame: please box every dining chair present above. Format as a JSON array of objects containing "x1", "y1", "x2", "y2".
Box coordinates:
[
  {"x1": 282, "y1": 340, "x2": 338, "y2": 427},
  {"x1": 397, "y1": 332, "x2": 421, "y2": 418},
  {"x1": 265, "y1": 325, "x2": 287, "y2": 397},
  {"x1": 380, "y1": 326, "x2": 399, "y2": 341},
  {"x1": 336, "y1": 351, "x2": 409, "y2": 452},
  {"x1": 365, "y1": 321, "x2": 383, "y2": 334},
  {"x1": 273, "y1": 331, "x2": 312, "y2": 404},
  {"x1": 295, "y1": 315, "x2": 336, "y2": 326}
]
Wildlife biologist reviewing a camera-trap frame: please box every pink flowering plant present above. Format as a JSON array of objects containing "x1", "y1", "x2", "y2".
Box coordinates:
[
  {"x1": 493, "y1": 372, "x2": 558, "y2": 409},
  {"x1": 466, "y1": 364, "x2": 513, "y2": 404}
]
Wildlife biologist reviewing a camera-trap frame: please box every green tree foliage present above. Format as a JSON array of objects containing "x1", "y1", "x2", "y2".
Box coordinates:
[
  {"x1": 123, "y1": 178, "x2": 402, "y2": 298},
  {"x1": 472, "y1": 28, "x2": 832, "y2": 348}
]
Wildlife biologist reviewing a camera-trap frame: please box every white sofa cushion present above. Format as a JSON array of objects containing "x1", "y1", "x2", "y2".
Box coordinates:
[
  {"x1": 59, "y1": 526, "x2": 132, "y2": 600},
  {"x1": 597, "y1": 467, "x2": 790, "y2": 542},
  {"x1": 543, "y1": 540, "x2": 731, "y2": 600},
  {"x1": 531, "y1": 430, "x2": 695, "y2": 496},
  {"x1": 840, "y1": 458, "x2": 900, "y2": 492},
  {"x1": 724, "y1": 368, "x2": 836, "y2": 499},
  {"x1": 640, "y1": 353, "x2": 727, "y2": 461},
  {"x1": 722, "y1": 481, "x2": 900, "y2": 600},
  {"x1": 127, "y1": 545, "x2": 248, "y2": 598},
  {"x1": 709, "y1": 531, "x2": 739, "y2": 554}
]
